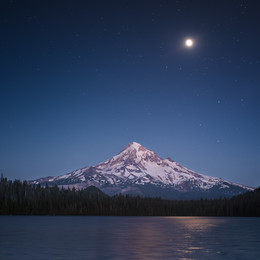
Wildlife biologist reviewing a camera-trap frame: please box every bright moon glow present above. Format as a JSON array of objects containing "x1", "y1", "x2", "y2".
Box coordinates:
[{"x1": 185, "y1": 39, "x2": 193, "y2": 47}]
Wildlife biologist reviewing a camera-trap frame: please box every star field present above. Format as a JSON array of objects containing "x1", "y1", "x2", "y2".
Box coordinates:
[{"x1": 0, "y1": 0, "x2": 259, "y2": 187}]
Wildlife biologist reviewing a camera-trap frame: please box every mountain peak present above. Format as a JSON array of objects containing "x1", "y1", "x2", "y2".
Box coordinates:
[
  {"x1": 121, "y1": 142, "x2": 144, "y2": 153},
  {"x1": 30, "y1": 142, "x2": 254, "y2": 199}
]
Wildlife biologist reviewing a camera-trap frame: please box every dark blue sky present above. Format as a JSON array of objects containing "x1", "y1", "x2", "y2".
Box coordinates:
[{"x1": 1, "y1": 0, "x2": 259, "y2": 187}]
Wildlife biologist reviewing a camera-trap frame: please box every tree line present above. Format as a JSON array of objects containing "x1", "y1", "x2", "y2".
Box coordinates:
[{"x1": 0, "y1": 175, "x2": 259, "y2": 216}]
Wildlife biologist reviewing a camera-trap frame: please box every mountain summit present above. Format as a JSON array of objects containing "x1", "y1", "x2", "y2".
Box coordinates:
[{"x1": 30, "y1": 142, "x2": 253, "y2": 199}]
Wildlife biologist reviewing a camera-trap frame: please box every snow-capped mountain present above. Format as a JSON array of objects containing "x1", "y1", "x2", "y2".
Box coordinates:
[{"x1": 30, "y1": 142, "x2": 254, "y2": 199}]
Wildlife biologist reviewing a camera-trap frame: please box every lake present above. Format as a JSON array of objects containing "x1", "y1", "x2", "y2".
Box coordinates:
[{"x1": 0, "y1": 216, "x2": 259, "y2": 259}]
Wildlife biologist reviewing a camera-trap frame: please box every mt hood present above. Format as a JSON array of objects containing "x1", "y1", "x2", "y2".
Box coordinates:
[{"x1": 31, "y1": 142, "x2": 253, "y2": 199}]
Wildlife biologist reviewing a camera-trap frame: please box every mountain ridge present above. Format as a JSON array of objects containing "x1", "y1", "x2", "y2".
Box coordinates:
[{"x1": 30, "y1": 142, "x2": 253, "y2": 199}]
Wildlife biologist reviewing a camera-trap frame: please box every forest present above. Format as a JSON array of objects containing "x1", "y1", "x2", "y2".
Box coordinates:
[{"x1": 0, "y1": 175, "x2": 259, "y2": 216}]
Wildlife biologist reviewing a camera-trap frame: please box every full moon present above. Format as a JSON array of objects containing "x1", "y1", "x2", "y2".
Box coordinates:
[{"x1": 185, "y1": 39, "x2": 193, "y2": 47}]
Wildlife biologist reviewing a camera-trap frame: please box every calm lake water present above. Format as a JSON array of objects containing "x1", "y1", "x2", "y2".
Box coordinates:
[{"x1": 0, "y1": 216, "x2": 260, "y2": 259}]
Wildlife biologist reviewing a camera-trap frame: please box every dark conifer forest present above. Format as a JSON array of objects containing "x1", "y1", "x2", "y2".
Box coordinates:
[{"x1": 0, "y1": 175, "x2": 259, "y2": 216}]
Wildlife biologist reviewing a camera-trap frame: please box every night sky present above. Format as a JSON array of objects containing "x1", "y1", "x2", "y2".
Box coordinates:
[{"x1": 1, "y1": 0, "x2": 259, "y2": 187}]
